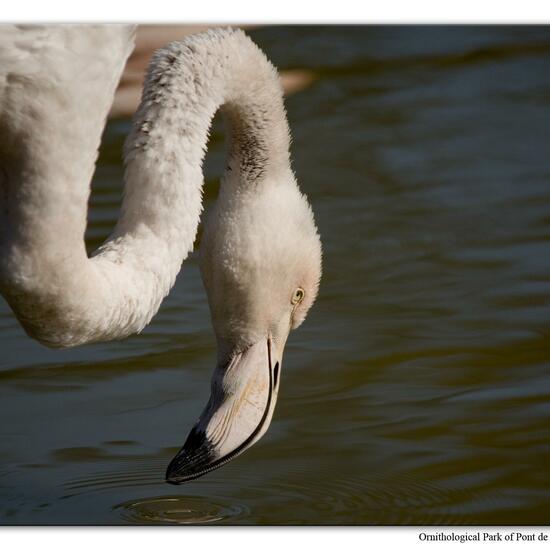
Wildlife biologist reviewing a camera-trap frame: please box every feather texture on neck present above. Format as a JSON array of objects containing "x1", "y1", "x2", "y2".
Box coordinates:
[{"x1": 0, "y1": 27, "x2": 292, "y2": 347}]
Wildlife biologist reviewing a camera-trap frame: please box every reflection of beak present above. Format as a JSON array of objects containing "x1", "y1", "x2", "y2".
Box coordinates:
[{"x1": 166, "y1": 338, "x2": 282, "y2": 484}]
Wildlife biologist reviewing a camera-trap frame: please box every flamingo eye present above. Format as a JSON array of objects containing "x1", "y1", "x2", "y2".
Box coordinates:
[{"x1": 291, "y1": 288, "x2": 305, "y2": 305}]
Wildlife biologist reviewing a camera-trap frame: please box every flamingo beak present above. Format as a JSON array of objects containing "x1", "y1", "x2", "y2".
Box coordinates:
[{"x1": 165, "y1": 338, "x2": 282, "y2": 484}]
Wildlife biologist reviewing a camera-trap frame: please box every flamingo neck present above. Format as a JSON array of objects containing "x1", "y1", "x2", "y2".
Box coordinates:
[{"x1": 0, "y1": 28, "x2": 290, "y2": 347}]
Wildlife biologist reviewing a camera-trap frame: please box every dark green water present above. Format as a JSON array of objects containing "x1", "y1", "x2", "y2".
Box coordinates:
[{"x1": 2, "y1": 25, "x2": 550, "y2": 525}]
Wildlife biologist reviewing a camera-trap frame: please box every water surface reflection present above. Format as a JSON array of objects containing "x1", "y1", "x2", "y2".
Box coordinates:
[{"x1": 114, "y1": 496, "x2": 249, "y2": 525}]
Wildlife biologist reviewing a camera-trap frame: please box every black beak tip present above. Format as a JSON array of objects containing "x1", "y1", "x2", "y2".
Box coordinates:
[
  {"x1": 165, "y1": 454, "x2": 204, "y2": 485},
  {"x1": 165, "y1": 455, "x2": 183, "y2": 484},
  {"x1": 165, "y1": 472, "x2": 184, "y2": 485},
  {"x1": 164, "y1": 427, "x2": 218, "y2": 485}
]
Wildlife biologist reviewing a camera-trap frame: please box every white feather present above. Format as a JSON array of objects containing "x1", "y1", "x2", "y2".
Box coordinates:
[{"x1": 0, "y1": 25, "x2": 322, "y2": 350}]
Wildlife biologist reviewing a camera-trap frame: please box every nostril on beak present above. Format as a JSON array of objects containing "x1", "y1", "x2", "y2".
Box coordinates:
[{"x1": 273, "y1": 362, "x2": 280, "y2": 388}]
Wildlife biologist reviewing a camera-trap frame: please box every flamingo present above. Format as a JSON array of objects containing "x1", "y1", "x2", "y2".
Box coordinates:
[{"x1": 0, "y1": 25, "x2": 322, "y2": 483}]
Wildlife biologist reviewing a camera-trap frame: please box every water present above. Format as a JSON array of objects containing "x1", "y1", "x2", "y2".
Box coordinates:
[{"x1": 1, "y1": 25, "x2": 550, "y2": 525}]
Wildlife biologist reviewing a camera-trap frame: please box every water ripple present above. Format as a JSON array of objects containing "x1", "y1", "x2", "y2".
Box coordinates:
[{"x1": 113, "y1": 495, "x2": 249, "y2": 525}]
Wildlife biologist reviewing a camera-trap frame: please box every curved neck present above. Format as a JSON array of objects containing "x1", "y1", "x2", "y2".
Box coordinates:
[
  {"x1": 0, "y1": 28, "x2": 291, "y2": 347},
  {"x1": 117, "y1": 28, "x2": 290, "y2": 265}
]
